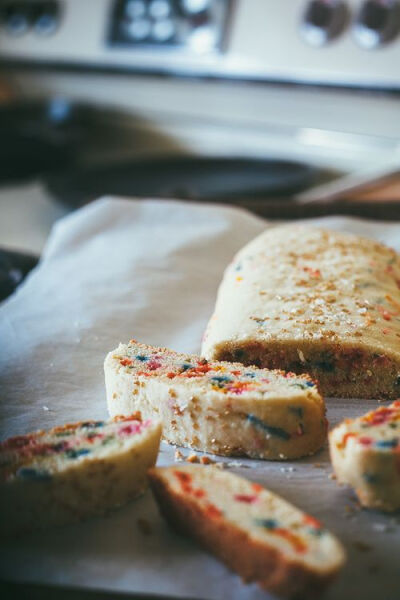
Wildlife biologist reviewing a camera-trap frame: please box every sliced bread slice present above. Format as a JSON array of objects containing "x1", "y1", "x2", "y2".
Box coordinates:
[
  {"x1": 0, "y1": 412, "x2": 161, "y2": 536},
  {"x1": 105, "y1": 340, "x2": 326, "y2": 460},
  {"x1": 149, "y1": 465, "x2": 346, "y2": 598},
  {"x1": 329, "y1": 401, "x2": 400, "y2": 511}
]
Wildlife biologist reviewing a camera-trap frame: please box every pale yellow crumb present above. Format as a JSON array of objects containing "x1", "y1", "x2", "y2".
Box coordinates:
[{"x1": 174, "y1": 450, "x2": 184, "y2": 461}]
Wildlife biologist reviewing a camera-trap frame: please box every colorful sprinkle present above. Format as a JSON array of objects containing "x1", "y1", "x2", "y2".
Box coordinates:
[
  {"x1": 81, "y1": 421, "x2": 105, "y2": 428},
  {"x1": 181, "y1": 363, "x2": 194, "y2": 371},
  {"x1": 256, "y1": 518, "x2": 277, "y2": 529},
  {"x1": 119, "y1": 344, "x2": 315, "y2": 401},
  {"x1": 205, "y1": 503, "x2": 222, "y2": 518},
  {"x1": 252, "y1": 482, "x2": 263, "y2": 493},
  {"x1": 247, "y1": 414, "x2": 291, "y2": 440},
  {"x1": 255, "y1": 518, "x2": 307, "y2": 553},
  {"x1": 210, "y1": 376, "x2": 233, "y2": 384},
  {"x1": 66, "y1": 448, "x2": 90, "y2": 459},
  {"x1": 234, "y1": 494, "x2": 258, "y2": 504},
  {"x1": 120, "y1": 358, "x2": 133, "y2": 366},
  {"x1": 358, "y1": 436, "x2": 373, "y2": 447},
  {"x1": 375, "y1": 439, "x2": 398, "y2": 449},
  {"x1": 17, "y1": 468, "x2": 52, "y2": 481}
]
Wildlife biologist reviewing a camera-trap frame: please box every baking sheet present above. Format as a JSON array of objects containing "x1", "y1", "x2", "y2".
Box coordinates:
[{"x1": 0, "y1": 197, "x2": 399, "y2": 600}]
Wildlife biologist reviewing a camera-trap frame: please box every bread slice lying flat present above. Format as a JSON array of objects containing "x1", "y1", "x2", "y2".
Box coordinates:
[
  {"x1": 0, "y1": 413, "x2": 161, "y2": 536},
  {"x1": 105, "y1": 340, "x2": 327, "y2": 460},
  {"x1": 149, "y1": 465, "x2": 346, "y2": 598},
  {"x1": 329, "y1": 400, "x2": 400, "y2": 512},
  {"x1": 202, "y1": 225, "x2": 400, "y2": 399}
]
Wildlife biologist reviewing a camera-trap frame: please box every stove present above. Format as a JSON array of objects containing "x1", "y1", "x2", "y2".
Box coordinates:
[
  {"x1": 0, "y1": 0, "x2": 399, "y2": 88},
  {"x1": 0, "y1": 0, "x2": 399, "y2": 257}
]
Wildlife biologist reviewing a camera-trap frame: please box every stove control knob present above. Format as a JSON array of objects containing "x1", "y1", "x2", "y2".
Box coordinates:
[
  {"x1": 149, "y1": 0, "x2": 171, "y2": 19},
  {"x1": 181, "y1": 0, "x2": 210, "y2": 15},
  {"x1": 2, "y1": 3, "x2": 31, "y2": 35},
  {"x1": 33, "y1": 2, "x2": 60, "y2": 36},
  {"x1": 354, "y1": 0, "x2": 400, "y2": 48},
  {"x1": 302, "y1": 0, "x2": 348, "y2": 46},
  {"x1": 125, "y1": 0, "x2": 147, "y2": 19}
]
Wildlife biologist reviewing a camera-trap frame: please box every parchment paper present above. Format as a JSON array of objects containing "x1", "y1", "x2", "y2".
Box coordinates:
[{"x1": 1, "y1": 197, "x2": 399, "y2": 600}]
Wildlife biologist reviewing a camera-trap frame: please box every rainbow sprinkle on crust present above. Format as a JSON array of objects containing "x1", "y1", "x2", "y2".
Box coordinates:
[
  {"x1": 335, "y1": 401, "x2": 400, "y2": 452},
  {"x1": 115, "y1": 341, "x2": 317, "y2": 395}
]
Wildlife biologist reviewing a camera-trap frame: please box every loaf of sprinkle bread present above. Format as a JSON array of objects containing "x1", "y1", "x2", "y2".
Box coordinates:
[
  {"x1": 105, "y1": 340, "x2": 327, "y2": 460},
  {"x1": 202, "y1": 225, "x2": 400, "y2": 399},
  {"x1": 0, "y1": 413, "x2": 161, "y2": 537},
  {"x1": 149, "y1": 465, "x2": 346, "y2": 598},
  {"x1": 329, "y1": 401, "x2": 400, "y2": 512}
]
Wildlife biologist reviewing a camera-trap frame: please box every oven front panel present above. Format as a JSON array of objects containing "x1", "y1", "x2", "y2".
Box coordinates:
[{"x1": 0, "y1": 0, "x2": 399, "y2": 88}]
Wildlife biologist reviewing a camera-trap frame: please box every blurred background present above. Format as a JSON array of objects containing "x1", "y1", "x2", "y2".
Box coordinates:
[{"x1": 0, "y1": 0, "x2": 400, "y2": 298}]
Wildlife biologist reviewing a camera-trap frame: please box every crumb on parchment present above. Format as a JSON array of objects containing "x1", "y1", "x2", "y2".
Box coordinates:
[
  {"x1": 200, "y1": 456, "x2": 215, "y2": 465},
  {"x1": 174, "y1": 450, "x2": 184, "y2": 461},
  {"x1": 187, "y1": 453, "x2": 199, "y2": 463}
]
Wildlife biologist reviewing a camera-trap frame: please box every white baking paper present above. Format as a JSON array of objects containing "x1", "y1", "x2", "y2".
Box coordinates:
[{"x1": 0, "y1": 197, "x2": 399, "y2": 600}]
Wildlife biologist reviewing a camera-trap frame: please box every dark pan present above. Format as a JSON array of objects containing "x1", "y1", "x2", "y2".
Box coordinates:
[{"x1": 43, "y1": 156, "x2": 316, "y2": 209}]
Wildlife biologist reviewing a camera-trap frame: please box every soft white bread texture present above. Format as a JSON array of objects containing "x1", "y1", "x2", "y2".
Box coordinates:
[
  {"x1": 202, "y1": 225, "x2": 400, "y2": 399},
  {"x1": 149, "y1": 465, "x2": 346, "y2": 598},
  {"x1": 0, "y1": 413, "x2": 161, "y2": 536},
  {"x1": 105, "y1": 340, "x2": 327, "y2": 460},
  {"x1": 329, "y1": 401, "x2": 400, "y2": 512}
]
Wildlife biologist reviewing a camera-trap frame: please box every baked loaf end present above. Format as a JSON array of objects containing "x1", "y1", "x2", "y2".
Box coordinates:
[
  {"x1": 149, "y1": 465, "x2": 346, "y2": 598},
  {"x1": 0, "y1": 413, "x2": 161, "y2": 537},
  {"x1": 105, "y1": 340, "x2": 327, "y2": 460},
  {"x1": 202, "y1": 225, "x2": 400, "y2": 399},
  {"x1": 329, "y1": 401, "x2": 400, "y2": 512}
]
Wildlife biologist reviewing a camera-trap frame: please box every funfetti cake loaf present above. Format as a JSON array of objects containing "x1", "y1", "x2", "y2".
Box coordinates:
[
  {"x1": 329, "y1": 401, "x2": 400, "y2": 512},
  {"x1": 0, "y1": 413, "x2": 161, "y2": 537},
  {"x1": 105, "y1": 340, "x2": 327, "y2": 460},
  {"x1": 202, "y1": 225, "x2": 400, "y2": 399},
  {"x1": 149, "y1": 465, "x2": 346, "y2": 598}
]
